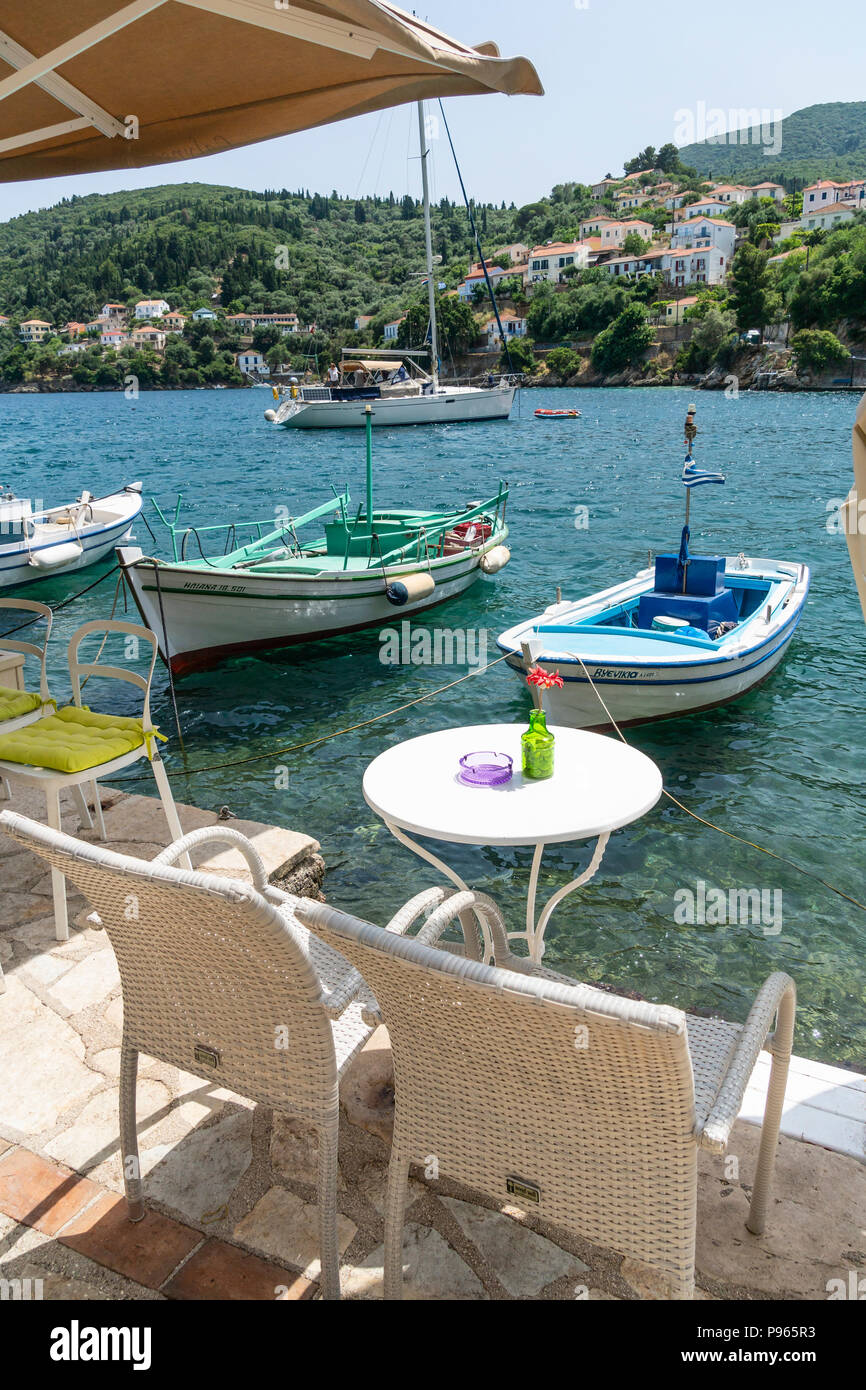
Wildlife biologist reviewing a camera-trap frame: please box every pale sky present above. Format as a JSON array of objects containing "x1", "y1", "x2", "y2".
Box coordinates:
[{"x1": 1, "y1": 0, "x2": 864, "y2": 223}]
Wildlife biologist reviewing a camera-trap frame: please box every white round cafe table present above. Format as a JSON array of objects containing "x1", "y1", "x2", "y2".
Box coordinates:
[{"x1": 363, "y1": 723, "x2": 663, "y2": 962}]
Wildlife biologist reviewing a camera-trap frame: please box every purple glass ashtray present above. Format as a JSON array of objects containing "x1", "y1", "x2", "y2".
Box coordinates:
[{"x1": 458, "y1": 751, "x2": 513, "y2": 788}]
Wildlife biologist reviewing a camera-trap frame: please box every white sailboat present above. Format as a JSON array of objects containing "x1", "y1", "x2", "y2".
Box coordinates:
[{"x1": 265, "y1": 102, "x2": 517, "y2": 430}]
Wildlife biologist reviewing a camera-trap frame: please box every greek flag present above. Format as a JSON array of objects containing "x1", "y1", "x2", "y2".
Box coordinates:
[{"x1": 683, "y1": 457, "x2": 726, "y2": 488}]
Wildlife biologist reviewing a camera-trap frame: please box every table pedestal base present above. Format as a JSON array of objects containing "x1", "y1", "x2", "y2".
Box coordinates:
[{"x1": 384, "y1": 820, "x2": 611, "y2": 963}]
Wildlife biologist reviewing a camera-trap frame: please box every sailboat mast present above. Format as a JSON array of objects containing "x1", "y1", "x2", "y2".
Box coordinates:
[{"x1": 417, "y1": 100, "x2": 439, "y2": 388}]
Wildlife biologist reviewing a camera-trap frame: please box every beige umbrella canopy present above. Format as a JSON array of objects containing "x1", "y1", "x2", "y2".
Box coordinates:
[
  {"x1": 844, "y1": 392, "x2": 866, "y2": 624},
  {"x1": 0, "y1": 0, "x2": 542, "y2": 182}
]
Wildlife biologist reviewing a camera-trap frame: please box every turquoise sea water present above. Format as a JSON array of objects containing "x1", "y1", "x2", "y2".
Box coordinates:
[{"x1": 2, "y1": 386, "x2": 864, "y2": 1066}]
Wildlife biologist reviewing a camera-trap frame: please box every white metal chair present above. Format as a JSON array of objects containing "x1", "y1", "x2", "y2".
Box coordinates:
[
  {"x1": 0, "y1": 619, "x2": 186, "y2": 940},
  {"x1": 0, "y1": 812, "x2": 379, "y2": 1299},
  {"x1": 296, "y1": 889, "x2": 796, "y2": 1301}
]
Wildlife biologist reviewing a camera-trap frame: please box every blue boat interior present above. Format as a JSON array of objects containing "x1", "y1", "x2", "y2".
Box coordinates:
[{"x1": 536, "y1": 554, "x2": 776, "y2": 648}]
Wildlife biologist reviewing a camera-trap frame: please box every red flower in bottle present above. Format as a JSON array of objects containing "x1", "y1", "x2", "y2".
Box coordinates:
[{"x1": 526, "y1": 666, "x2": 564, "y2": 691}]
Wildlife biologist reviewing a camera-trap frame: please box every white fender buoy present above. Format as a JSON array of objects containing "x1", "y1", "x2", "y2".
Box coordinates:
[
  {"x1": 386, "y1": 572, "x2": 436, "y2": 606},
  {"x1": 480, "y1": 545, "x2": 511, "y2": 575},
  {"x1": 264, "y1": 409, "x2": 277, "y2": 423}
]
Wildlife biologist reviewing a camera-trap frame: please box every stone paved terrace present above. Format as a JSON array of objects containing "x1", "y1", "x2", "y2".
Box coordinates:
[{"x1": 0, "y1": 790, "x2": 864, "y2": 1301}]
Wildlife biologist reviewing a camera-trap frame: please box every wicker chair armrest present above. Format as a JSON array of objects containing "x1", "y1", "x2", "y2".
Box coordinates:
[
  {"x1": 385, "y1": 887, "x2": 449, "y2": 935},
  {"x1": 699, "y1": 972, "x2": 796, "y2": 1153},
  {"x1": 153, "y1": 827, "x2": 269, "y2": 892}
]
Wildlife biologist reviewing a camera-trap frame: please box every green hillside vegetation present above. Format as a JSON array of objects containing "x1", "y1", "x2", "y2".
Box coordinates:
[{"x1": 674, "y1": 101, "x2": 866, "y2": 187}]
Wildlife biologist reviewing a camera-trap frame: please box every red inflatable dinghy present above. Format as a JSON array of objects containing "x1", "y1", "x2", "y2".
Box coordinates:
[{"x1": 534, "y1": 408, "x2": 581, "y2": 418}]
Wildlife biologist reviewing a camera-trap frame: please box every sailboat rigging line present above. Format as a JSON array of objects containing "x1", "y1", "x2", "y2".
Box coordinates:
[
  {"x1": 437, "y1": 99, "x2": 516, "y2": 378},
  {"x1": 564, "y1": 646, "x2": 866, "y2": 914}
]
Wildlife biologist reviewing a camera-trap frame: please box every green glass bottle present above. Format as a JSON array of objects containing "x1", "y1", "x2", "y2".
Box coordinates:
[{"x1": 522, "y1": 708, "x2": 555, "y2": 780}]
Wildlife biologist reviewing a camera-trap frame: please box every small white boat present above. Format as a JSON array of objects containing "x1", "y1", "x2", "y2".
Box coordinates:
[
  {"x1": 498, "y1": 456, "x2": 810, "y2": 729},
  {"x1": 498, "y1": 555, "x2": 810, "y2": 729},
  {"x1": 0, "y1": 484, "x2": 142, "y2": 590}
]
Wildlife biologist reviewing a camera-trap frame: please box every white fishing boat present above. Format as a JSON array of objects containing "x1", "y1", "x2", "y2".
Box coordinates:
[
  {"x1": 0, "y1": 484, "x2": 142, "y2": 590},
  {"x1": 264, "y1": 102, "x2": 517, "y2": 431},
  {"x1": 119, "y1": 409, "x2": 510, "y2": 677},
  {"x1": 498, "y1": 457, "x2": 810, "y2": 729}
]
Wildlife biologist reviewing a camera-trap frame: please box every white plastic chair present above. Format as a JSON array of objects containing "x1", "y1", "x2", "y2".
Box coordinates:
[
  {"x1": 0, "y1": 619, "x2": 186, "y2": 940},
  {"x1": 0, "y1": 597, "x2": 53, "y2": 734}
]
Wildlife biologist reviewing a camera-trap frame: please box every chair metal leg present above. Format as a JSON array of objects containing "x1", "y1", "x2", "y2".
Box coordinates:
[
  {"x1": 1, "y1": 776, "x2": 10, "y2": 801},
  {"x1": 383, "y1": 1148, "x2": 411, "y2": 1300},
  {"x1": 44, "y1": 788, "x2": 69, "y2": 941},
  {"x1": 120, "y1": 1040, "x2": 144, "y2": 1222},
  {"x1": 90, "y1": 781, "x2": 107, "y2": 840},
  {"x1": 747, "y1": 988, "x2": 796, "y2": 1236},
  {"x1": 150, "y1": 754, "x2": 192, "y2": 870},
  {"x1": 316, "y1": 1115, "x2": 341, "y2": 1300},
  {"x1": 71, "y1": 783, "x2": 94, "y2": 831}
]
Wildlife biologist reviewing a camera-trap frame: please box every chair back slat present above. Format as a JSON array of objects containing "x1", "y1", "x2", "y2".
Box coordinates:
[
  {"x1": 1, "y1": 812, "x2": 339, "y2": 1119},
  {"x1": 298, "y1": 899, "x2": 699, "y2": 1278}
]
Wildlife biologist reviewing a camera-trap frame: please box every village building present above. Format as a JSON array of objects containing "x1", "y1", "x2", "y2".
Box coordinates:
[{"x1": 134, "y1": 298, "x2": 170, "y2": 319}]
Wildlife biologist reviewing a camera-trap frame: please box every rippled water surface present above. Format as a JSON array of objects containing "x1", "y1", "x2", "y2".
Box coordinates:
[{"x1": 2, "y1": 386, "x2": 864, "y2": 1065}]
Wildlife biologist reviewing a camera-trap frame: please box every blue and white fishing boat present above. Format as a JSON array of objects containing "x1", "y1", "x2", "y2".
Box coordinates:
[
  {"x1": 0, "y1": 483, "x2": 142, "y2": 590},
  {"x1": 498, "y1": 456, "x2": 810, "y2": 729}
]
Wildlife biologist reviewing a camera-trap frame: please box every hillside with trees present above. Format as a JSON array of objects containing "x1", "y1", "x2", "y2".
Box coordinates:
[{"x1": 674, "y1": 101, "x2": 866, "y2": 187}]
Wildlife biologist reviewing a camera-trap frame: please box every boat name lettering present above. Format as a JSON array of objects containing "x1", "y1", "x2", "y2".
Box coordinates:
[
  {"x1": 592, "y1": 668, "x2": 647, "y2": 681},
  {"x1": 181, "y1": 582, "x2": 247, "y2": 594}
]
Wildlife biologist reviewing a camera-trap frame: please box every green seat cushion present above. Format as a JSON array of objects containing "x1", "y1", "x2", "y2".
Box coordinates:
[
  {"x1": 0, "y1": 705, "x2": 149, "y2": 773},
  {"x1": 0, "y1": 685, "x2": 42, "y2": 723}
]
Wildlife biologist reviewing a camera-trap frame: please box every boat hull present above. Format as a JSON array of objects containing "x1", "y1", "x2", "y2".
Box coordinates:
[
  {"x1": 498, "y1": 558, "x2": 810, "y2": 730},
  {"x1": 0, "y1": 488, "x2": 142, "y2": 590},
  {"x1": 278, "y1": 385, "x2": 515, "y2": 428},
  {"x1": 119, "y1": 540, "x2": 503, "y2": 677}
]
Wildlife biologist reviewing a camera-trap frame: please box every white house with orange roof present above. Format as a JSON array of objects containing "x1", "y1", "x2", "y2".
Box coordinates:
[
  {"x1": 0, "y1": 314, "x2": 9, "y2": 327},
  {"x1": 134, "y1": 298, "x2": 170, "y2": 320},
  {"x1": 745, "y1": 182, "x2": 785, "y2": 202},
  {"x1": 482, "y1": 311, "x2": 527, "y2": 349},
  {"x1": 100, "y1": 327, "x2": 128, "y2": 348},
  {"x1": 527, "y1": 241, "x2": 590, "y2": 286},
  {"x1": 100, "y1": 302, "x2": 127, "y2": 321},
  {"x1": 708, "y1": 184, "x2": 750, "y2": 205},
  {"x1": 457, "y1": 263, "x2": 508, "y2": 300},
  {"x1": 162, "y1": 311, "x2": 186, "y2": 334},
  {"x1": 671, "y1": 217, "x2": 736, "y2": 259},
  {"x1": 580, "y1": 216, "x2": 619, "y2": 240},
  {"x1": 130, "y1": 324, "x2": 166, "y2": 350},
  {"x1": 384, "y1": 316, "x2": 406, "y2": 341},
  {"x1": 679, "y1": 199, "x2": 730, "y2": 220},
  {"x1": 494, "y1": 243, "x2": 529, "y2": 265},
  {"x1": 598, "y1": 219, "x2": 654, "y2": 253},
  {"x1": 614, "y1": 190, "x2": 652, "y2": 211},
  {"x1": 18, "y1": 319, "x2": 52, "y2": 342},
  {"x1": 605, "y1": 245, "x2": 727, "y2": 287},
  {"x1": 591, "y1": 177, "x2": 620, "y2": 199},
  {"x1": 837, "y1": 179, "x2": 866, "y2": 206},
  {"x1": 801, "y1": 201, "x2": 857, "y2": 232}
]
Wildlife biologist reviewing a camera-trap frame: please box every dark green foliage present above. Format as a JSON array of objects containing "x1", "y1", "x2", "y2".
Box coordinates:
[
  {"x1": 675, "y1": 101, "x2": 866, "y2": 185},
  {"x1": 590, "y1": 304, "x2": 654, "y2": 373}
]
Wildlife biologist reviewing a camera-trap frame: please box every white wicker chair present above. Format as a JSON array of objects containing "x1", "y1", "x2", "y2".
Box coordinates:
[
  {"x1": 295, "y1": 889, "x2": 796, "y2": 1301},
  {"x1": 0, "y1": 811, "x2": 379, "y2": 1300}
]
